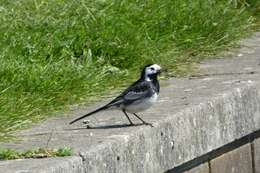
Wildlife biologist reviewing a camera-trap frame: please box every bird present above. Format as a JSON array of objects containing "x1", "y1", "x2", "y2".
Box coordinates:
[{"x1": 69, "y1": 64, "x2": 162, "y2": 126}]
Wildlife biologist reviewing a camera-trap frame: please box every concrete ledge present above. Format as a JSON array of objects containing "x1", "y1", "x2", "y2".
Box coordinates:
[
  {"x1": 2, "y1": 83, "x2": 259, "y2": 173},
  {"x1": 79, "y1": 84, "x2": 260, "y2": 172}
]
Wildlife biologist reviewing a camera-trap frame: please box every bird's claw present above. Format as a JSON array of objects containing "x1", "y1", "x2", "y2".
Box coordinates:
[
  {"x1": 129, "y1": 123, "x2": 135, "y2": 126},
  {"x1": 143, "y1": 122, "x2": 153, "y2": 127}
]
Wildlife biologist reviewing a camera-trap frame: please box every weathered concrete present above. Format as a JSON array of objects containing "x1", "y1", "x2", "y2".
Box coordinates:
[
  {"x1": 0, "y1": 156, "x2": 83, "y2": 173},
  {"x1": 184, "y1": 163, "x2": 209, "y2": 173},
  {"x1": 254, "y1": 138, "x2": 260, "y2": 173},
  {"x1": 0, "y1": 32, "x2": 260, "y2": 172},
  {"x1": 77, "y1": 83, "x2": 260, "y2": 173},
  {"x1": 210, "y1": 144, "x2": 253, "y2": 173}
]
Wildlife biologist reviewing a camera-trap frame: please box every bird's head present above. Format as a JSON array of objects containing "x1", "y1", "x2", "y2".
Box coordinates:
[{"x1": 141, "y1": 64, "x2": 162, "y2": 81}]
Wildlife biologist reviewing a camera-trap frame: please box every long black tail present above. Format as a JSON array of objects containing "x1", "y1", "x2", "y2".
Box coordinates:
[{"x1": 69, "y1": 105, "x2": 109, "y2": 124}]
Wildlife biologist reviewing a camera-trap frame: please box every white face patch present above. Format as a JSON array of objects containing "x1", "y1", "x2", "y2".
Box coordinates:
[{"x1": 144, "y1": 64, "x2": 162, "y2": 81}]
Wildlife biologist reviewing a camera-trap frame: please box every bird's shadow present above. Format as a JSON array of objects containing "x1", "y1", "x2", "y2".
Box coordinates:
[{"x1": 65, "y1": 123, "x2": 144, "y2": 131}]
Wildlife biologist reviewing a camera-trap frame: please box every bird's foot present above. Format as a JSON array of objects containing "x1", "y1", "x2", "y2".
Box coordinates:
[
  {"x1": 143, "y1": 122, "x2": 153, "y2": 127},
  {"x1": 129, "y1": 122, "x2": 135, "y2": 126}
]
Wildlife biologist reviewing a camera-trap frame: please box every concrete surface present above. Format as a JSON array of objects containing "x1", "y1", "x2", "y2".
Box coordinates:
[
  {"x1": 0, "y1": 156, "x2": 83, "y2": 173},
  {"x1": 184, "y1": 163, "x2": 209, "y2": 173},
  {"x1": 210, "y1": 144, "x2": 253, "y2": 173},
  {"x1": 254, "y1": 138, "x2": 260, "y2": 173},
  {"x1": 0, "y1": 32, "x2": 260, "y2": 172}
]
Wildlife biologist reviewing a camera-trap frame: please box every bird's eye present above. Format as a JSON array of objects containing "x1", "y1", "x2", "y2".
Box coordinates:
[{"x1": 150, "y1": 67, "x2": 155, "y2": 70}]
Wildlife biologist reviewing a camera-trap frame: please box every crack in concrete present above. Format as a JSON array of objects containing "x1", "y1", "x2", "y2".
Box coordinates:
[{"x1": 189, "y1": 71, "x2": 257, "y2": 79}]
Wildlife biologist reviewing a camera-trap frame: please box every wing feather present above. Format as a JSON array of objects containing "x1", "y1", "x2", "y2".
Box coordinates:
[
  {"x1": 124, "y1": 90, "x2": 148, "y2": 100},
  {"x1": 107, "y1": 80, "x2": 151, "y2": 106}
]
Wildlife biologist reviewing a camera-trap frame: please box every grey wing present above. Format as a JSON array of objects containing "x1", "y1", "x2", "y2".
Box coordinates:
[
  {"x1": 123, "y1": 81, "x2": 151, "y2": 104},
  {"x1": 123, "y1": 90, "x2": 149, "y2": 101},
  {"x1": 107, "y1": 81, "x2": 151, "y2": 107}
]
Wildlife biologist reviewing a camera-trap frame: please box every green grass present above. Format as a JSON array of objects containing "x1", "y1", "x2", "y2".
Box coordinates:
[
  {"x1": 248, "y1": 0, "x2": 260, "y2": 29},
  {"x1": 0, "y1": 147, "x2": 72, "y2": 160},
  {"x1": 0, "y1": 0, "x2": 258, "y2": 141}
]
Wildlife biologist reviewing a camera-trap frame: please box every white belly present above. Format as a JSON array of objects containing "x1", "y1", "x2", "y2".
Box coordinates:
[{"x1": 125, "y1": 93, "x2": 158, "y2": 113}]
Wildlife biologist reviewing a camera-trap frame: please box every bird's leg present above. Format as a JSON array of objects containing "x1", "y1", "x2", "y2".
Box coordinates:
[
  {"x1": 133, "y1": 113, "x2": 153, "y2": 127},
  {"x1": 122, "y1": 110, "x2": 134, "y2": 125}
]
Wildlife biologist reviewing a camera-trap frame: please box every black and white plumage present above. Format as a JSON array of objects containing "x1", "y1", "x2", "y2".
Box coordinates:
[{"x1": 69, "y1": 64, "x2": 162, "y2": 126}]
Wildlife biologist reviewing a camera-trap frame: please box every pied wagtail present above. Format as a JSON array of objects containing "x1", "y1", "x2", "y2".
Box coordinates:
[{"x1": 69, "y1": 64, "x2": 162, "y2": 126}]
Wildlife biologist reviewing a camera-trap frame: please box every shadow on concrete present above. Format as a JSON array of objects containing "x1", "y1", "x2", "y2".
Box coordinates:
[{"x1": 65, "y1": 123, "x2": 144, "y2": 131}]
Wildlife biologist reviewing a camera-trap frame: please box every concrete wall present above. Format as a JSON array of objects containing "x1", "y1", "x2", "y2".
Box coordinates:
[{"x1": 178, "y1": 137, "x2": 260, "y2": 173}]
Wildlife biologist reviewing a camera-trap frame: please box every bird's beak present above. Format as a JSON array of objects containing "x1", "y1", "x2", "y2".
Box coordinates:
[{"x1": 157, "y1": 68, "x2": 165, "y2": 75}]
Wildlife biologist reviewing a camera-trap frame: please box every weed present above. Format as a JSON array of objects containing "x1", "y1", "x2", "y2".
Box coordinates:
[{"x1": 0, "y1": 147, "x2": 72, "y2": 160}]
